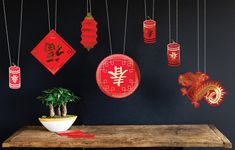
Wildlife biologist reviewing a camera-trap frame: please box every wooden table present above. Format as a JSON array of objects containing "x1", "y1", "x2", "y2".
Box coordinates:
[{"x1": 2, "y1": 125, "x2": 232, "y2": 149}]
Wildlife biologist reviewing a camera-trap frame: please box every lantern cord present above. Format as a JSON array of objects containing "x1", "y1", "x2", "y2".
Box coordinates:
[
  {"x1": 144, "y1": 0, "x2": 147, "y2": 20},
  {"x1": 204, "y1": 0, "x2": 207, "y2": 73},
  {"x1": 144, "y1": 0, "x2": 155, "y2": 20},
  {"x1": 105, "y1": 0, "x2": 113, "y2": 54},
  {"x1": 47, "y1": 0, "x2": 57, "y2": 32},
  {"x1": 123, "y1": 0, "x2": 129, "y2": 54},
  {"x1": 55, "y1": 0, "x2": 57, "y2": 32},
  {"x1": 197, "y1": 0, "x2": 200, "y2": 72},
  {"x1": 176, "y1": 0, "x2": 178, "y2": 43},
  {"x1": 86, "y1": 0, "x2": 92, "y2": 14},
  {"x1": 2, "y1": 0, "x2": 24, "y2": 66},
  {"x1": 168, "y1": 0, "x2": 171, "y2": 43},
  {"x1": 152, "y1": 0, "x2": 155, "y2": 19}
]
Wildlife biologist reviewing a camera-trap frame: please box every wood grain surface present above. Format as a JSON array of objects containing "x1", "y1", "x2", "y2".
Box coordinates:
[{"x1": 2, "y1": 125, "x2": 232, "y2": 148}]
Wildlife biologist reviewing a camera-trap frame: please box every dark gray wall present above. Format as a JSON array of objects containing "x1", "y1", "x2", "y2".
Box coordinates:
[{"x1": 0, "y1": 0, "x2": 234, "y2": 150}]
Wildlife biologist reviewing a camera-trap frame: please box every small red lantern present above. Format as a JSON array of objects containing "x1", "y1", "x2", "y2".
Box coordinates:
[
  {"x1": 143, "y1": 19, "x2": 156, "y2": 44},
  {"x1": 96, "y1": 54, "x2": 140, "y2": 98},
  {"x1": 9, "y1": 65, "x2": 21, "y2": 89},
  {"x1": 81, "y1": 13, "x2": 98, "y2": 51},
  {"x1": 167, "y1": 42, "x2": 180, "y2": 67}
]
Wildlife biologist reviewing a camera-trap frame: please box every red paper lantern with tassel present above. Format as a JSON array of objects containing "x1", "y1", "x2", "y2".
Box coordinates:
[
  {"x1": 81, "y1": 13, "x2": 97, "y2": 51},
  {"x1": 167, "y1": 42, "x2": 180, "y2": 67},
  {"x1": 143, "y1": 19, "x2": 156, "y2": 43}
]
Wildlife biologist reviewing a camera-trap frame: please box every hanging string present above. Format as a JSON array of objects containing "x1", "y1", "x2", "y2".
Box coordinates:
[
  {"x1": 17, "y1": 0, "x2": 24, "y2": 66},
  {"x1": 47, "y1": 0, "x2": 51, "y2": 31},
  {"x1": 2, "y1": 0, "x2": 24, "y2": 66},
  {"x1": 152, "y1": 0, "x2": 155, "y2": 19},
  {"x1": 47, "y1": 0, "x2": 57, "y2": 32},
  {"x1": 204, "y1": 0, "x2": 207, "y2": 73},
  {"x1": 89, "y1": 0, "x2": 92, "y2": 14},
  {"x1": 2, "y1": 0, "x2": 12, "y2": 66},
  {"x1": 144, "y1": 0, "x2": 155, "y2": 20},
  {"x1": 168, "y1": 0, "x2": 171, "y2": 43},
  {"x1": 86, "y1": 0, "x2": 92, "y2": 14},
  {"x1": 176, "y1": 0, "x2": 179, "y2": 42},
  {"x1": 197, "y1": 0, "x2": 200, "y2": 72},
  {"x1": 123, "y1": 0, "x2": 129, "y2": 54},
  {"x1": 55, "y1": 0, "x2": 57, "y2": 32},
  {"x1": 144, "y1": 0, "x2": 147, "y2": 20},
  {"x1": 105, "y1": 0, "x2": 113, "y2": 54}
]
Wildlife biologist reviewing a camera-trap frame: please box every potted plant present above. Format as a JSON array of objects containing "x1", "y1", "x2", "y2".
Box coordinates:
[{"x1": 37, "y1": 87, "x2": 79, "y2": 132}]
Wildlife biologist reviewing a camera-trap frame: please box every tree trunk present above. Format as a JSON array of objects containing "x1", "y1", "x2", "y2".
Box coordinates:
[
  {"x1": 62, "y1": 104, "x2": 67, "y2": 117},
  {"x1": 49, "y1": 104, "x2": 55, "y2": 117},
  {"x1": 56, "y1": 106, "x2": 61, "y2": 116}
]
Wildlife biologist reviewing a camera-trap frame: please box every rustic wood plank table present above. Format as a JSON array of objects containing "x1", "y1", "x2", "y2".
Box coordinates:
[{"x1": 2, "y1": 125, "x2": 232, "y2": 149}]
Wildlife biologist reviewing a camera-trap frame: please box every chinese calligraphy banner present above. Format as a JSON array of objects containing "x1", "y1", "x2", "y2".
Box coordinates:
[
  {"x1": 96, "y1": 54, "x2": 140, "y2": 98},
  {"x1": 31, "y1": 30, "x2": 76, "y2": 75}
]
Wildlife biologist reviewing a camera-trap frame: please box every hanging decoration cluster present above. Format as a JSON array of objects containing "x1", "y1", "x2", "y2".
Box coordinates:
[
  {"x1": 81, "y1": 0, "x2": 98, "y2": 51},
  {"x1": 178, "y1": 0, "x2": 226, "y2": 108},
  {"x1": 143, "y1": 0, "x2": 156, "y2": 44},
  {"x1": 178, "y1": 72, "x2": 225, "y2": 108},
  {"x1": 167, "y1": 0, "x2": 180, "y2": 67},
  {"x1": 96, "y1": 0, "x2": 140, "y2": 99},
  {"x1": 2, "y1": 0, "x2": 24, "y2": 89},
  {"x1": 31, "y1": 0, "x2": 76, "y2": 75}
]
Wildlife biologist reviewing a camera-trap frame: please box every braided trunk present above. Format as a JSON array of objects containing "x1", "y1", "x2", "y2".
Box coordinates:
[
  {"x1": 56, "y1": 106, "x2": 61, "y2": 116},
  {"x1": 49, "y1": 104, "x2": 55, "y2": 117},
  {"x1": 62, "y1": 104, "x2": 67, "y2": 117}
]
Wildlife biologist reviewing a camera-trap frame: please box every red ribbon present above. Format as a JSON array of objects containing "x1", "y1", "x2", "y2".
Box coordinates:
[{"x1": 58, "y1": 130, "x2": 95, "y2": 138}]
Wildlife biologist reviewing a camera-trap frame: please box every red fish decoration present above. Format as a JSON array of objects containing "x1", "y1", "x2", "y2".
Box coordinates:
[{"x1": 178, "y1": 72, "x2": 226, "y2": 108}]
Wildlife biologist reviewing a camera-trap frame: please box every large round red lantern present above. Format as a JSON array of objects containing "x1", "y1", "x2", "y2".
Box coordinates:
[
  {"x1": 143, "y1": 19, "x2": 156, "y2": 44},
  {"x1": 9, "y1": 65, "x2": 21, "y2": 89},
  {"x1": 96, "y1": 54, "x2": 141, "y2": 98},
  {"x1": 167, "y1": 42, "x2": 180, "y2": 67},
  {"x1": 81, "y1": 13, "x2": 97, "y2": 51}
]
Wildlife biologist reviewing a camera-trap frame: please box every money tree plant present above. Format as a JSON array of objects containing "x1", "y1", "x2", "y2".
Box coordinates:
[{"x1": 37, "y1": 87, "x2": 79, "y2": 117}]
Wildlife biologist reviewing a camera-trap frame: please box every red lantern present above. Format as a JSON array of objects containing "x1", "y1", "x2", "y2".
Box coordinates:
[
  {"x1": 167, "y1": 42, "x2": 180, "y2": 67},
  {"x1": 31, "y1": 30, "x2": 76, "y2": 75},
  {"x1": 143, "y1": 20, "x2": 156, "y2": 44},
  {"x1": 9, "y1": 66, "x2": 21, "y2": 89},
  {"x1": 96, "y1": 54, "x2": 140, "y2": 98},
  {"x1": 81, "y1": 13, "x2": 98, "y2": 51}
]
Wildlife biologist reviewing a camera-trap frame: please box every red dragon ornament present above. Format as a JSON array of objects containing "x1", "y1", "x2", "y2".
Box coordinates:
[{"x1": 178, "y1": 72, "x2": 226, "y2": 108}]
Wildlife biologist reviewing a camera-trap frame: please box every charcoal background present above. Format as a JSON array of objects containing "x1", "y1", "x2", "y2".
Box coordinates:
[{"x1": 0, "y1": 0, "x2": 234, "y2": 150}]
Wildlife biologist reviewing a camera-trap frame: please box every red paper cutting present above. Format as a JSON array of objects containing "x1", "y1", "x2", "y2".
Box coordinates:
[
  {"x1": 31, "y1": 30, "x2": 76, "y2": 75},
  {"x1": 58, "y1": 130, "x2": 95, "y2": 138},
  {"x1": 167, "y1": 42, "x2": 180, "y2": 67},
  {"x1": 9, "y1": 66, "x2": 21, "y2": 89},
  {"x1": 96, "y1": 54, "x2": 140, "y2": 98},
  {"x1": 81, "y1": 13, "x2": 98, "y2": 51},
  {"x1": 178, "y1": 72, "x2": 226, "y2": 108},
  {"x1": 143, "y1": 20, "x2": 156, "y2": 44}
]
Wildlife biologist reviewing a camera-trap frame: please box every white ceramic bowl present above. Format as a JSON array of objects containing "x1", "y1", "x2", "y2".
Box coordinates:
[{"x1": 39, "y1": 116, "x2": 77, "y2": 132}]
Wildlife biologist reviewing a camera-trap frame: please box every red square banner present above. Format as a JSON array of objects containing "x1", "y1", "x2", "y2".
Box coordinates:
[{"x1": 31, "y1": 30, "x2": 76, "y2": 75}]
